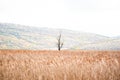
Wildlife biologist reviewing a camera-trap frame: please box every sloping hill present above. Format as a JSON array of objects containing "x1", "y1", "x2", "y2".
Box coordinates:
[
  {"x1": 0, "y1": 23, "x2": 119, "y2": 50},
  {"x1": 77, "y1": 39, "x2": 120, "y2": 50}
]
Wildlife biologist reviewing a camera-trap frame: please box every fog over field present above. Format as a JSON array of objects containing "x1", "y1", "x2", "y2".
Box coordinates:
[{"x1": 0, "y1": 0, "x2": 120, "y2": 80}]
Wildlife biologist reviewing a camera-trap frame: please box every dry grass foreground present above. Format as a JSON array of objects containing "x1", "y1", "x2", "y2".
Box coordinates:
[{"x1": 0, "y1": 50, "x2": 120, "y2": 80}]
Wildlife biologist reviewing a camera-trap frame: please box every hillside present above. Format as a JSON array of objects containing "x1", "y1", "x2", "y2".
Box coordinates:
[
  {"x1": 0, "y1": 23, "x2": 119, "y2": 50},
  {"x1": 77, "y1": 39, "x2": 120, "y2": 50}
]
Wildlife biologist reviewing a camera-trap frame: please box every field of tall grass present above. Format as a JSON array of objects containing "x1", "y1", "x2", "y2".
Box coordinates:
[{"x1": 0, "y1": 50, "x2": 120, "y2": 80}]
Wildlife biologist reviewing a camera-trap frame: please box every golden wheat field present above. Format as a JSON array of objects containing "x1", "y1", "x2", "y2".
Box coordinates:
[{"x1": 0, "y1": 50, "x2": 120, "y2": 80}]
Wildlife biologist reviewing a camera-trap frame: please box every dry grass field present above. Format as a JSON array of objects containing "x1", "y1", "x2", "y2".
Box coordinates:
[{"x1": 0, "y1": 50, "x2": 120, "y2": 80}]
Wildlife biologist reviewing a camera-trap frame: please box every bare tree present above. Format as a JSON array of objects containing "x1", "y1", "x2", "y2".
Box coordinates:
[{"x1": 57, "y1": 32, "x2": 63, "y2": 51}]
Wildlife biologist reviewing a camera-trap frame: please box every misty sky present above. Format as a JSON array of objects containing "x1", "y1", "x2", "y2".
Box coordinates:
[{"x1": 0, "y1": 0, "x2": 120, "y2": 37}]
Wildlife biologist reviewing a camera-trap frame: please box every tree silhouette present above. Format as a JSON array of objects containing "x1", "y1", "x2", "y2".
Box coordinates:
[{"x1": 57, "y1": 32, "x2": 63, "y2": 51}]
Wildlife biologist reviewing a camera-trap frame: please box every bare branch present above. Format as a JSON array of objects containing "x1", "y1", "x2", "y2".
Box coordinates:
[{"x1": 56, "y1": 32, "x2": 64, "y2": 51}]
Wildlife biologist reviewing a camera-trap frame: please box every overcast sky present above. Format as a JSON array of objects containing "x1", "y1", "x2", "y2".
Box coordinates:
[{"x1": 0, "y1": 0, "x2": 120, "y2": 37}]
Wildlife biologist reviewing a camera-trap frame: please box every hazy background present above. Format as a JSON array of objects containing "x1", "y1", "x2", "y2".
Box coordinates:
[{"x1": 0, "y1": 0, "x2": 120, "y2": 37}]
